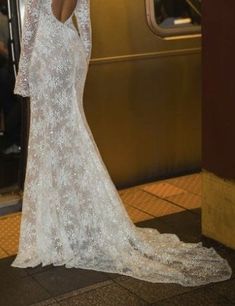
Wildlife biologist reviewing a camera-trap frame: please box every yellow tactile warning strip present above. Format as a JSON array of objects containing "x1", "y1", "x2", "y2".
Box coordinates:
[
  {"x1": 141, "y1": 182, "x2": 185, "y2": 198},
  {"x1": 0, "y1": 247, "x2": 7, "y2": 259},
  {"x1": 166, "y1": 173, "x2": 201, "y2": 195},
  {"x1": 119, "y1": 188, "x2": 159, "y2": 206},
  {"x1": 166, "y1": 192, "x2": 201, "y2": 211},
  {"x1": 121, "y1": 190, "x2": 184, "y2": 217},
  {"x1": 137, "y1": 197, "x2": 184, "y2": 217},
  {"x1": 0, "y1": 173, "x2": 202, "y2": 259},
  {"x1": 0, "y1": 212, "x2": 20, "y2": 258},
  {"x1": 125, "y1": 206, "x2": 154, "y2": 223}
]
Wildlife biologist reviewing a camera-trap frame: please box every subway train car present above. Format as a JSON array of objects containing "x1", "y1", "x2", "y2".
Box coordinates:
[{"x1": 0, "y1": 0, "x2": 201, "y2": 209}]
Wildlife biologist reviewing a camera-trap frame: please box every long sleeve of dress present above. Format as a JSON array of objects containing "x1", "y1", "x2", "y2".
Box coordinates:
[
  {"x1": 75, "y1": 0, "x2": 92, "y2": 62},
  {"x1": 14, "y1": 0, "x2": 40, "y2": 97}
]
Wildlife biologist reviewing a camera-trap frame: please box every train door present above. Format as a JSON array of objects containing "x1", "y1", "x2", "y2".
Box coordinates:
[{"x1": 0, "y1": 0, "x2": 28, "y2": 215}]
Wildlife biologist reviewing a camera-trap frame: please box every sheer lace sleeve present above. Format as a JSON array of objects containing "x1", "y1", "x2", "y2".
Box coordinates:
[
  {"x1": 75, "y1": 0, "x2": 92, "y2": 62},
  {"x1": 14, "y1": 0, "x2": 40, "y2": 97}
]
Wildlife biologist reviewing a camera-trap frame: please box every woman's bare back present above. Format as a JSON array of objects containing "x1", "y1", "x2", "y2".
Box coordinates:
[{"x1": 51, "y1": 0, "x2": 77, "y2": 23}]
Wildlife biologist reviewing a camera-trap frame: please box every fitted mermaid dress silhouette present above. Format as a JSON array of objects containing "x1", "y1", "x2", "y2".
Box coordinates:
[{"x1": 12, "y1": 0, "x2": 232, "y2": 286}]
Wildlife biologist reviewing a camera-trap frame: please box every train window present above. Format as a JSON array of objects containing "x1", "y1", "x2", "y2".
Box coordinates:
[{"x1": 146, "y1": 0, "x2": 201, "y2": 39}]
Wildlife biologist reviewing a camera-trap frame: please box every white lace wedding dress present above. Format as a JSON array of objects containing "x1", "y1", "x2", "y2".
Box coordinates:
[{"x1": 12, "y1": 0, "x2": 232, "y2": 287}]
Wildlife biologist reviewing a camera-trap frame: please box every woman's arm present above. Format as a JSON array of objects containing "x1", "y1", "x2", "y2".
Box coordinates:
[
  {"x1": 75, "y1": 0, "x2": 92, "y2": 62},
  {"x1": 14, "y1": 0, "x2": 41, "y2": 97}
]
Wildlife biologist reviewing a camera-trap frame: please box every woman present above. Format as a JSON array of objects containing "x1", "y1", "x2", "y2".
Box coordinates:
[{"x1": 12, "y1": 0, "x2": 232, "y2": 286}]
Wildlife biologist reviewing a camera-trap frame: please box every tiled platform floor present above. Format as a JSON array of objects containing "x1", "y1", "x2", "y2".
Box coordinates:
[{"x1": 0, "y1": 172, "x2": 235, "y2": 306}]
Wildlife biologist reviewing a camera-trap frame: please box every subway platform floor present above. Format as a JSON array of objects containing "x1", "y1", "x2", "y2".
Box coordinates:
[{"x1": 0, "y1": 172, "x2": 235, "y2": 306}]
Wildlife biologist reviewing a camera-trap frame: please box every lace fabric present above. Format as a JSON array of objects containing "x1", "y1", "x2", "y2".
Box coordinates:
[{"x1": 12, "y1": 0, "x2": 232, "y2": 287}]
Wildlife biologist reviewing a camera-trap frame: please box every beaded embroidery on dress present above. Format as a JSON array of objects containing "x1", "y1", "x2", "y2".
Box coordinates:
[{"x1": 12, "y1": 0, "x2": 232, "y2": 286}]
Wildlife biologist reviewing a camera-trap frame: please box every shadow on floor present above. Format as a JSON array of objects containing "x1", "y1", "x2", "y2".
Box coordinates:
[{"x1": 0, "y1": 209, "x2": 234, "y2": 306}]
